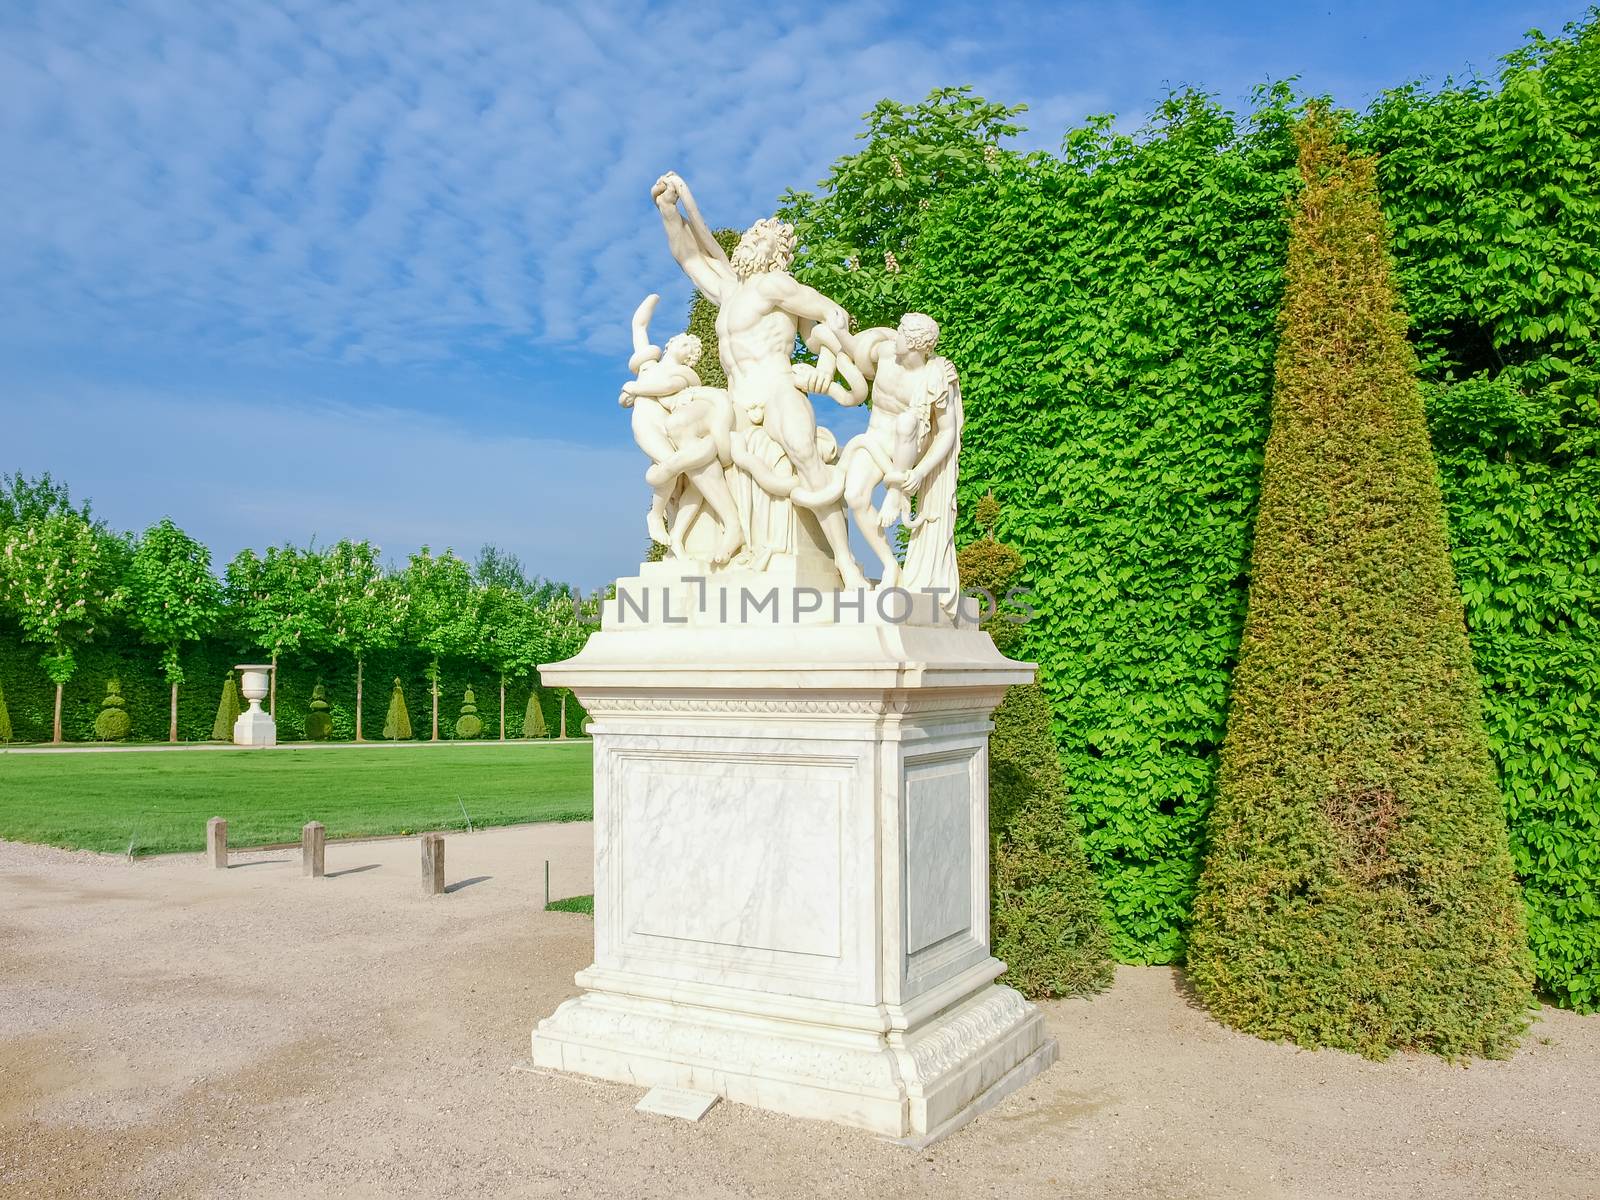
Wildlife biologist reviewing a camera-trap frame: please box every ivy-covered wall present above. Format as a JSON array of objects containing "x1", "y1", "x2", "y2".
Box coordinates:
[{"x1": 0, "y1": 629, "x2": 588, "y2": 745}]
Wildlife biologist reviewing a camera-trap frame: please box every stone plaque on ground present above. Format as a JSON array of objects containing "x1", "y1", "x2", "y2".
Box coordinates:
[{"x1": 634, "y1": 1087, "x2": 720, "y2": 1122}]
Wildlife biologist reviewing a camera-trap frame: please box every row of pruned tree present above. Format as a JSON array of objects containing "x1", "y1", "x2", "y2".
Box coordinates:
[{"x1": 0, "y1": 472, "x2": 596, "y2": 743}]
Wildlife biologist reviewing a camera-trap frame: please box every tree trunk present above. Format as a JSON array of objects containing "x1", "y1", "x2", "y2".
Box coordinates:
[
  {"x1": 355, "y1": 657, "x2": 364, "y2": 742},
  {"x1": 52, "y1": 682, "x2": 64, "y2": 744},
  {"x1": 270, "y1": 651, "x2": 278, "y2": 717},
  {"x1": 559, "y1": 691, "x2": 568, "y2": 739},
  {"x1": 499, "y1": 677, "x2": 507, "y2": 741},
  {"x1": 431, "y1": 659, "x2": 440, "y2": 741},
  {"x1": 169, "y1": 681, "x2": 179, "y2": 743}
]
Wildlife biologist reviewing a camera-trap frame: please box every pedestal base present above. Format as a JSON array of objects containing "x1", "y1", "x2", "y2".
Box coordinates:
[
  {"x1": 533, "y1": 966, "x2": 1055, "y2": 1142},
  {"x1": 232, "y1": 709, "x2": 277, "y2": 747},
  {"x1": 536, "y1": 616, "x2": 1047, "y2": 1143}
]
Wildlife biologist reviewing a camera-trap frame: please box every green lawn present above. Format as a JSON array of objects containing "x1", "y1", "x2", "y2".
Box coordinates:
[{"x1": 0, "y1": 743, "x2": 594, "y2": 855}]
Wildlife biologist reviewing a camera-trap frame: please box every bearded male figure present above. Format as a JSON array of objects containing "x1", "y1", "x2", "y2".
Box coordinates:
[{"x1": 651, "y1": 171, "x2": 867, "y2": 588}]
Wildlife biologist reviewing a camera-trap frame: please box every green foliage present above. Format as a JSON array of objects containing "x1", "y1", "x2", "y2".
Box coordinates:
[
  {"x1": 382, "y1": 677, "x2": 413, "y2": 741},
  {"x1": 545, "y1": 893, "x2": 594, "y2": 915},
  {"x1": 0, "y1": 676, "x2": 12, "y2": 743},
  {"x1": 93, "y1": 677, "x2": 130, "y2": 741},
  {"x1": 781, "y1": 87, "x2": 1028, "y2": 330},
  {"x1": 225, "y1": 544, "x2": 327, "y2": 662},
  {"x1": 989, "y1": 683, "x2": 1116, "y2": 998},
  {"x1": 912, "y1": 86, "x2": 1302, "y2": 962},
  {"x1": 958, "y1": 516, "x2": 1113, "y2": 998},
  {"x1": 304, "y1": 681, "x2": 333, "y2": 740},
  {"x1": 1352, "y1": 13, "x2": 1600, "y2": 1011},
  {"x1": 0, "y1": 471, "x2": 100, "y2": 533},
  {"x1": 522, "y1": 687, "x2": 548, "y2": 738},
  {"x1": 211, "y1": 671, "x2": 241, "y2": 741},
  {"x1": 455, "y1": 687, "x2": 484, "y2": 739},
  {"x1": 1186, "y1": 112, "x2": 1532, "y2": 1059},
  {"x1": 403, "y1": 546, "x2": 479, "y2": 738},
  {"x1": 318, "y1": 538, "x2": 406, "y2": 670},
  {"x1": 684, "y1": 227, "x2": 741, "y2": 388},
  {"x1": 126, "y1": 517, "x2": 222, "y2": 688},
  {"x1": 0, "y1": 512, "x2": 126, "y2": 700}
]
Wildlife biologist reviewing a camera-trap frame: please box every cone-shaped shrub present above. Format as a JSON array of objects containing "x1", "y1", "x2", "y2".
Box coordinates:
[
  {"x1": 959, "y1": 505, "x2": 1113, "y2": 999},
  {"x1": 455, "y1": 687, "x2": 483, "y2": 739},
  {"x1": 382, "y1": 677, "x2": 413, "y2": 741},
  {"x1": 1186, "y1": 111, "x2": 1532, "y2": 1059},
  {"x1": 211, "y1": 672, "x2": 241, "y2": 741},
  {"x1": 94, "y1": 678, "x2": 131, "y2": 741},
  {"x1": 0, "y1": 678, "x2": 12, "y2": 743},
  {"x1": 304, "y1": 681, "x2": 333, "y2": 741},
  {"x1": 522, "y1": 689, "x2": 547, "y2": 738}
]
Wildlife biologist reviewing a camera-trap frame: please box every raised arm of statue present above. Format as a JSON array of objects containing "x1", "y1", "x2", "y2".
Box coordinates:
[
  {"x1": 653, "y1": 173, "x2": 734, "y2": 302},
  {"x1": 673, "y1": 176, "x2": 731, "y2": 268}
]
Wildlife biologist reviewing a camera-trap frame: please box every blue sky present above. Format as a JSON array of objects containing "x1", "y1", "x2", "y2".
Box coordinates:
[{"x1": 2, "y1": 0, "x2": 1587, "y2": 587}]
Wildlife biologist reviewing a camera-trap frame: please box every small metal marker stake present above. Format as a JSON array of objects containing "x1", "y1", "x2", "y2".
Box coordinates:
[
  {"x1": 301, "y1": 821, "x2": 326, "y2": 879},
  {"x1": 456, "y1": 795, "x2": 473, "y2": 833},
  {"x1": 206, "y1": 817, "x2": 228, "y2": 870},
  {"x1": 421, "y1": 832, "x2": 445, "y2": 896},
  {"x1": 544, "y1": 859, "x2": 550, "y2": 908}
]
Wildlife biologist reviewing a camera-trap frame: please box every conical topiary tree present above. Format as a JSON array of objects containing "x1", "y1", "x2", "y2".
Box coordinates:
[
  {"x1": 959, "y1": 501, "x2": 1114, "y2": 999},
  {"x1": 455, "y1": 687, "x2": 483, "y2": 739},
  {"x1": 304, "y1": 681, "x2": 333, "y2": 741},
  {"x1": 1185, "y1": 110, "x2": 1532, "y2": 1059},
  {"x1": 94, "y1": 678, "x2": 131, "y2": 742},
  {"x1": 522, "y1": 688, "x2": 547, "y2": 738},
  {"x1": 211, "y1": 671, "x2": 241, "y2": 741},
  {"x1": 0, "y1": 677, "x2": 12, "y2": 743},
  {"x1": 382, "y1": 677, "x2": 413, "y2": 741}
]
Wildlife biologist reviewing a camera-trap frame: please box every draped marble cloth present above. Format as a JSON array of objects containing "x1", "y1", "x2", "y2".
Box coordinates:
[{"x1": 900, "y1": 359, "x2": 963, "y2": 621}]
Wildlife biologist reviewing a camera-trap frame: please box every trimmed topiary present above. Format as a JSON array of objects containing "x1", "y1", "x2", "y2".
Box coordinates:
[
  {"x1": 210, "y1": 671, "x2": 241, "y2": 741},
  {"x1": 0, "y1": 677, "x2": 11, "y2": 743},
  {"x1": 455, "y1": 687, "x2": 483, "y2": 739},
  {"x1": 94, "y1": 678, "x2": 131, "y2": 741},
  {"x1": 1185, "y1": 111, "x2": 1533, "y2": 1059},
  {"x1": 521, "y1": 688, "x2": 547, "y2": 738},
  {"x1": 959, "y1": 503, "x2": 1113, "y2": 999},
  {"x1": 382, "y1": 677, "x2": 413, "y2": 741},
  {"x1": 304, "y1": 681, "x2": 333, "y2": 741}
]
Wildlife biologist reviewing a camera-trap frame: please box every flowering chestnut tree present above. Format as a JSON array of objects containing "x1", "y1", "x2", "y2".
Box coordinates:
[
  {"x1": 126, "y1": 518, "x2": 222, "y2": 742},
  {"x1": 0, "y1": 513, "x2": 125, "y2": 742}
]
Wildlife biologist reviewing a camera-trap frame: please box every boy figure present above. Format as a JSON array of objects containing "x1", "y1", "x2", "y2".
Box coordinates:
[
  {"x1": 797, "y1": 313, "x2": 960, "y2": 594},
  {"x1": 621, "y1": 294, "x2": 744, "y2": 564}
]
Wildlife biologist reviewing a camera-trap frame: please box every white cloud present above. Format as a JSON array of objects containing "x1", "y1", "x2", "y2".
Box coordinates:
[{"x1": 0, "y1": 0, "x2": 1047, "y2": 369}]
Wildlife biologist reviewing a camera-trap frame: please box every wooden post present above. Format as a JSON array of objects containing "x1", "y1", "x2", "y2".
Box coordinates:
[
  {"x1": 301, "y1": 821, "x2": 326, "y2": 878},
  {"x1": 207, "y1": 817, "x2": 227, "y2": 869},
  {"x1": 421, "y1": 833, "x2": 444, "y2": 896}
]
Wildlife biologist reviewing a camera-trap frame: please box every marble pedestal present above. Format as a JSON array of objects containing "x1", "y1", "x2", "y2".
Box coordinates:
[{"x1": 533, "y1": 594, "x2": 1055, "y2": 1143}]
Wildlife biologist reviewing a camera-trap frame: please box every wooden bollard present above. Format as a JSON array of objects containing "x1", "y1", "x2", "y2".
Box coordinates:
[
  {"x1": 302, "y1": 822, "x2": 326, "y2": 879},
  {"x1": 421, "y1": 833, "x2": 444, "y2": 896},
  {"x1": 207, "y1": 817, "x2": 227, "y2": 870}
]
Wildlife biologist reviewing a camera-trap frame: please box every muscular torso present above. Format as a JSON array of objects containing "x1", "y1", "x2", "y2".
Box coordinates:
[{"x1": 715, "y1": 277, "x2": 801, "y2": 386}]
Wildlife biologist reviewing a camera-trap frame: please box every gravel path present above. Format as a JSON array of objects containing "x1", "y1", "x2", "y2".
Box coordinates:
[{"x1": 1, "y1": 826, "x2": 1594, "y2": 1199}]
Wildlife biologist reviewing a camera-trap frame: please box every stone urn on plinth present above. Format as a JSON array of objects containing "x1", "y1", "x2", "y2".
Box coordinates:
[{"x1": 233, "y1": 664, "x2": 277, "y2": 747}]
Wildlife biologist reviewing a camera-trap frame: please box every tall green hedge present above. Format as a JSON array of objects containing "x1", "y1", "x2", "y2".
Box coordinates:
[
  {"x1": 0, "y1": 627, "x2": 587, "y2": 746},
  {"x1": 1185, "y1": 112, "x2": 1531, "y2": 1058},
  {"x1": 1354, "y1": 14, "x2": 1600, "y2": 1011},
  {"x1": 902, "y1": 16, "x2": 1600, "y2": 1010},
  {"x1": 912, "y1": 88, "x2": 1300, "y2": 962}
]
